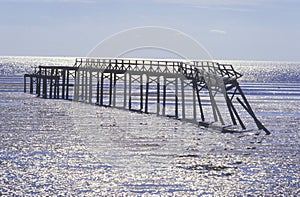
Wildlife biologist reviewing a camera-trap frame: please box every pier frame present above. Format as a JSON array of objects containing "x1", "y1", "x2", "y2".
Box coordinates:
[{"x1": 24, "y1": 58, "x2": 270, "y2": 134}]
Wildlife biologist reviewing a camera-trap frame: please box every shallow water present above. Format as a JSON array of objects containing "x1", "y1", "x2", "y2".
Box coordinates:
[{"x1": 0, "y1": 57, "x2": 300, "y2": 196}]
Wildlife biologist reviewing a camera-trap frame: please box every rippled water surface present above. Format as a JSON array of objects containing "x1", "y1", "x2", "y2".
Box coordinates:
[{"x1": 0, "y1": 57, "x2": 300, "y2": 196}]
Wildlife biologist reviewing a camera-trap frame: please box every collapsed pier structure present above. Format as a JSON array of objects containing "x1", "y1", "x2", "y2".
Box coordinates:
[{"x1": 24, "y1": 58, "x2": 270, "y2": 134}]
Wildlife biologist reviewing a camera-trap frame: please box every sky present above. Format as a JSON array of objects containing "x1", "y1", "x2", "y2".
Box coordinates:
[{"x1": 0, "y1": 0, "x2": 299, "y2": 61}]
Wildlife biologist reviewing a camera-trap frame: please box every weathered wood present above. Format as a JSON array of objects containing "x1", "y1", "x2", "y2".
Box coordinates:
[
  {"x1": 123, "y1": 73, "x2": 127, "y2": 109},
  {"x1": 30, "y1": 77, "x2": 33, "y2": 94},
  {"x1": 192, "y1": 81, "x2": 197, "y2": 123},
  {"x1": 62, "y1": 69, "x2": 66, "y2": 99},
  {"x1": 89, "y1": 70, "x2": 92, "y2": 104},
  {"x1": 129, "y1": 73, "x2": 132, "y2": 110},
  {"x1": 96, "y1": 72, "x2": 100, "y2": 105},
  {"x1": 236, "y1": 84, "x2": 270, "y2": 135},
  {"x1": 145, "y1": 76, "x2": 149, "y2": 113},
  {"x1": 140, "y1": 75, "x2": 143, "y2": 111},
  {"x1": 109, "y1": 73, "x2": 113, "y2": 106},
  {"x1": 113, "y1": 73, "x2": 117, "y2": 107},
  {"x1": 100, "y1": 72, "x2": 104, "y2": 106},
  {"x1": 162, "y1": 77, "x2": 166, "y2": 116},
  {"x1": 66, "y1": 69, "x2": 70, "y2": 100},
  {"x1": 175, "y1": 77, "x2": 179, "y2": 119},
  {"x1": 156, "y1": 77, "x2": 160, "y2": 116},
  {"x1": 49, "y1": 69, "x2": 54, "y2": 99},
  {"x1": 181, "y1": 77, "x2": 185, "y2": 120},
  {"x1": 23, "y1": 59, "x2": 270, "y2": 134}
]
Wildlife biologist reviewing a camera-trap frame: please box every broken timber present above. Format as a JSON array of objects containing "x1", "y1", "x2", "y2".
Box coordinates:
[{"x1": 23, "y1": 58, "x2": 270, "y2": 135}]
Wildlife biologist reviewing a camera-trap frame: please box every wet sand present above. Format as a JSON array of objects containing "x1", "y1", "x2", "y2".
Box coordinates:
[{"x1": 0, "y1": 86, "x2": 299, "y2": 195}]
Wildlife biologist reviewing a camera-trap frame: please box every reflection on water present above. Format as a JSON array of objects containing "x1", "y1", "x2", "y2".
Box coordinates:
[
  {"x1": 0, "y1": 57, "x2": 300, "y2": 195},
  {"x1": 1, "y1": 84, "x2": 299, "y2": 195}
]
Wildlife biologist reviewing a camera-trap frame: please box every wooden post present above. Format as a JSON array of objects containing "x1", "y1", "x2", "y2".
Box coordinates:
[
  {"x1": 162, "y1": 77, "x2": 166, "y2": 116},
  {"x1": 100, "y1": 72, "x2": 104, "y2": 106},
  {"x1": 30, "y1": 77, "x2": 33, "y2": 94},
  {"x1": 181, "y1": 77, "x2": 185, "y2": 120},
  {"x1": 36, "y1": 76, "x2": 39, "y2": 96},
  {"x1": 196, "y1": 85, "x2": 205, "y2": 122},
  {"x1": 85, "y1": 69, "x2": 88, "y2": 102},
  {"x1": 113, "y1": 73, "x2": 117, "y2": 107},
  {"x1": 140, "y1": 74, "x2": 143, "y2": 111},
  {"x1": 23, "y1": 76, "x2": 26, "y2": 93},
  {"x1": 226, "y1": 96, "x2": 237, "y2": 126},
  {"x1": 236, "y1": 84, "x2": 270, "y2": 134},
  {"x1": 81, "y1": 69, "x2": 85, "y2": 101},
  {"x1": 129, "y1": 73, "x2": 132, "y2": 110},
  {"x1": 228, "y1": 96, "x2": 245, "y2": 129},
  {"x1": 62, "y1": 69, "x2": 66, "y2": 99},
  {"x1": 175, "y1": 77, "x2": 178, "y2": 119},
  {"x1": 56, "y1": 69, "x2": 59, "y2": 99},
  {"x1": 123, "y1": 73, "x2": 127, "y2": 109},
  {"x1": 66, "y1": 69, "x2": 70, "y2": 100},
  {"x1": 73, "y1": 69, "x2": 78, "y2": 101},
  {"x1": 96, "y1": 72, "x2": 100, "y2": 105},
  {"x1": 206, "y1": 77, "x2": 218, "y2": 122},
  {"x1": 49, "y1": 69, "x2": 54, "y2": 99},
  {"x1": 109, "y1": 73, "x2": 113, "y2": 106},
  {"x1": 89, "y1": 70, "x2": 93, "y2": 104},
  {"x1": 157, "y1": 77, "x2": 160, "y2": 116},
  {"x1": 37, "y1": 67, "x2": 42, "y2": 96},
  {"x1": 43, "y1": 76, "x2": 47, "y2": 99},
  {"x1": 54, "y1": 71, "x2": 57, "y2": 99},
  {"x1": 145, "y1": 75, "x2": 149, "y2": 113},
  {"x1": 193, "y1": 81, "x2": 197, "y2": 123}
]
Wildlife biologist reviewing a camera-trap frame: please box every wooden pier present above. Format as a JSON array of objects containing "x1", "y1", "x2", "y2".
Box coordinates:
[
  {"x1": 24, "y1": 66, "x2": 77, "y2": 99},
  {"x1": 24, "y1": 58, "x2": 270, "y2": 134}
]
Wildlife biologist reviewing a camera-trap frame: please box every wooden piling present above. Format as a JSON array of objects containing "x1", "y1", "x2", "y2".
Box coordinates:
[
  {"x1": 62, "y1": 69, "x2": 66, "y2": 99},
  {"x1": 89, "y1": 70, "x2": 93, "y2": 104},
  {"x1": 236, "y1": 84, "x2": 270, "y2": 134},
  {"x1": 129, "y1": 73, "x2": 132, "y2": 110},
  {"x1": 96, "y1": 73, "x2": 100, "y2": 105},
  {"x1": 123, "y1": 73, "x2": 127, "y2": 109},
  {"x1": 49, "y1": 69, "x2": 54, "y2": 99},
  {"x1": 55, "y1": 68, "x2": 59, "y2": 99},
  {"x1": 24, "y1": 76, "x2": 26, "y2": 93},
  {"x1": 162, "y1": 77, "x2": 166, "y2": 116},
  {"x1": 85, "y1": 70, "x2": 88, "y2": 102},
  {"x1": 192, "y1": 81, "x2": 197, "y2": 122},
  {"x1": 140, "y1": 74, "x2": 143, "y2": 111},
  {"x1": 175, "y1": 77, "x2": 179, "y2": 119},
  {"x1": 109, "y1": 73, "x2": 113, "y2": 106},
  {"x1": 195, "y1": 85, "x2": 205, "y2": 122},
  {"x1": 66, "y1": 69, "x2": 70, "y2": 100},
  {"x1": 113, "y1": 73, "x2": 117, "y2": 107},
  {"x1": 181, "y1": 77, "x2": 185, "y2": 120},
  {"x1": 30, "y1": 77, "x2": 33, "y2": 94},
  {"x1": 100, "y1": 72, "x2": 104, "y2": 106},
  {"x1": 43, "y1": 76, "x2": 47, "y2": 99},
  {"x1": 145, "y1": 76, "x2": 149, "y2": 113},
  {"x1": 157, "y1": 77, "x2": 160, "y2": 116},
  {"x1": 228, "y1": 96, "x2": 245, "y2": 129}
]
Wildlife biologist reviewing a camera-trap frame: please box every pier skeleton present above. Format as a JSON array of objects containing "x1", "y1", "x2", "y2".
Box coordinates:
[{"x1": 24, "y1": 58, "x2": 270, "y2": 134}]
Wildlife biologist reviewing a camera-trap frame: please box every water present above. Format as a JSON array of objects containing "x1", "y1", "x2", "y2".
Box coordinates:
[{"x1": 0, "y1": 56, "x2": 300, "y2": 196}]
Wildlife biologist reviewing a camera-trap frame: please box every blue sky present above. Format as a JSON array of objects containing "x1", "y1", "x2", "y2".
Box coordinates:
[{"x1": 0, "y1": 0, "x2": 299, "y2": 61}]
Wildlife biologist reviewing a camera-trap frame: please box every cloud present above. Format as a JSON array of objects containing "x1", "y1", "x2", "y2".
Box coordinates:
[
  {"x1": 210, "y1": 29, "x2": 227, "y2": 35},
  {"x1": 152, "y1": 0, "x2": 259, "y2": 6},
  {"x1": 152, "y1": 0, "x2": 259, "y2": 12},
  {"x1": 192, "y1": 5, "x2": 256, "y2": 12}
]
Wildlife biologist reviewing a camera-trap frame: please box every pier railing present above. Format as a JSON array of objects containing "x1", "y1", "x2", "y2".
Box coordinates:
[{"x1": 24, "y1": 58, "x2": 270, "y2": 134}]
